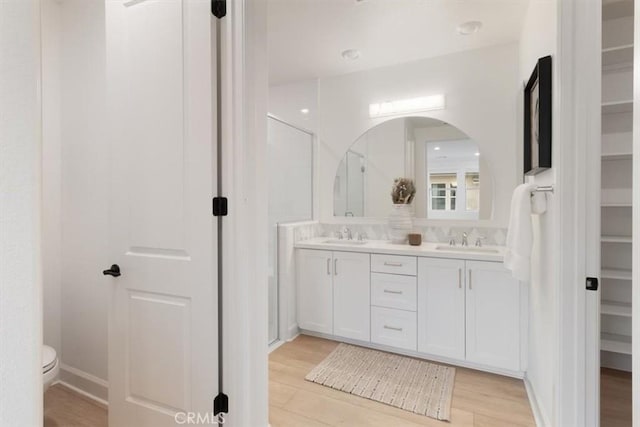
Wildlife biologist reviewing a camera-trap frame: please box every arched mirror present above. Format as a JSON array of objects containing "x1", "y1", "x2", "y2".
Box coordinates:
[{"x1": 333, "y1": 117, "x2": 493, "y2": 220}]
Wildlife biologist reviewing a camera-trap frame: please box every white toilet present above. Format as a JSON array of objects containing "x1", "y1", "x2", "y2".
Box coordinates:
[{"x1": 43, "y1": 345, "x2": 59, "y2": 391}]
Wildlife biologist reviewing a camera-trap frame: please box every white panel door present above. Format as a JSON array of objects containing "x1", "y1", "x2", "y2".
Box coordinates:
[
  {"x1": 297, "y1": 249, "x2": 333, "y2": 334},
  {"x1": 465, "y1": 261, "x2": 520, "y2": 371},
  {"x1": 418, "y1": 257, "x2": 465, "y2": 359},
  {"x1": 333, "y1": 251, "x2": 370, "y2": 341},
  {"x1": 106, "y1": 2, "x2": 216, "y2": 426}
]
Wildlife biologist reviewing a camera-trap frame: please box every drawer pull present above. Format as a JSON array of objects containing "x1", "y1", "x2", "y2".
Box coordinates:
[
  {"x1": 469, "y1": 269, "x2": 472, "y2": 290},
  {"x1": 383, "y1": 289, "x2": 403, "y2": 295},
  {"x1": 458, "y1": 268, "x2": 462, "y2": 289},
  {"x1": 327, "y1": 258, "x2": 331, "y2": 275},
  {"x1": 384, "y1": 262, "x2": 403, "y2": 267},
  {"x1": 383, "y1": 325, "x2": 403, "y2": 332}
]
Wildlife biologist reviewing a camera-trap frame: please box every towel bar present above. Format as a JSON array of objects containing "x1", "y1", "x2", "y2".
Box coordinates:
[{"x1": 531, "y1": 185, "x2": 554, "y2": 194}]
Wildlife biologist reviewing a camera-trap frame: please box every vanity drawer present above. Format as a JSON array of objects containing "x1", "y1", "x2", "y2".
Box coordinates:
[
  {"x1": 371, "y1": 306, "x2": 417, "y2": 351},
  {"x1": 371, "y1": 273, "x2": 417, "y2": 311},
  {"x1": 371, "y1": 254, "x2": 416, "y2": 276}
]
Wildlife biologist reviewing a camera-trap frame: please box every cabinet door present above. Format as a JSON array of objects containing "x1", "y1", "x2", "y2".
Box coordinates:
[
  {"x1": 297, "y1": 249, "x2": 333, "y2": 334},
  {"x1": 418, "y1": 257, "x2": 466, "y2": 359},
  {"x1": 465, "y1": 261, "x2": 520, "y2": 371},
  {"x1": 333, "y1": 251, "x2": 371, "y2": 341}
]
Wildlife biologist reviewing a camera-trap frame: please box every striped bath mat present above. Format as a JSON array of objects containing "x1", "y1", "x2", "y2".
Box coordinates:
[{"x1": 305, "y1": 343, "x2": 455, "y2": 421}]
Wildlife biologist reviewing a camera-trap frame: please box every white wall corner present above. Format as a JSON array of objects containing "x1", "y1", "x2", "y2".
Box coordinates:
[{"x1": 58, "y1": 364, "x2": 109, "y2": 407}]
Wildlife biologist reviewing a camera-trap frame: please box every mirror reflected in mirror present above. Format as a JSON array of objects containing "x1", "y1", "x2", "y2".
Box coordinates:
[{"x1": 333, "y1": 117, "x2": 492, "y2": 220}]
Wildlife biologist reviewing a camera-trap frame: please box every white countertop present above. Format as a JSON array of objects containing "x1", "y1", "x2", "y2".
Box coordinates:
[{"x1": 295, "y1": 237, "x2": 506, "y2": 263}]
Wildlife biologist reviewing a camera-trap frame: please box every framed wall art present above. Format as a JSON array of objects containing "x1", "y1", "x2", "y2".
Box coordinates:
[{"x1": 524, "y1": 55, "x2": 552, "y2": 175}]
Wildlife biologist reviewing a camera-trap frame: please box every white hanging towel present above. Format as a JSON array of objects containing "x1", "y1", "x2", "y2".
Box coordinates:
[
  {"x1": 531, "y1": 191, "x2": 547, "y2": 215},
  {"x1": 504, "y1": 183, "x2": 537, "y2": 281}
]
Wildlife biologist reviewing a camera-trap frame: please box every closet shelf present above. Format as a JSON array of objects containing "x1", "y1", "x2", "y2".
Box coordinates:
[
  {"x1": 602, "y1": 203, "x2": 632, "y2": 207},
  {"x1": 603, "y1": 0, "x2": 634, "y2": 20},
  {"x1": 601, "y1": 333, "x2": 632, "y2": 355},
  {"x1": 602, "y1": 235, "x2": 632, "y2": 243},
  {"x1": 602, "y1": 132, "x2": 632, "y2": 160},
  {"x1": 602, "y1": 152, "x2": 633, "y2": 160},
  {"x1": 602, "y1": 301, "x2": 633, "y2": 317},
  {"x1": 602, "y1": 189, "x2": 632, "y2": 207},
  {"x1": 601, "y1": 268, "x2": 632, "y2": 280},
  {"x1": 602, "y1": 100, "x2": 633, "y2": 115},
  {"x1": 603, "y1": 44, "x2": 634, "y2": 67}
]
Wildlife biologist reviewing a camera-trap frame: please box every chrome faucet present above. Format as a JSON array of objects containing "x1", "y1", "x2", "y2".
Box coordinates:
[
  {"x1": 461, "y1": 232, "x2": 469, "y2": 247},
  {"x1": 475, "y1": 236, "x2": 485, "y2": 247},
  {"x1": 343, "y1": 227, "x2": 353, "y2": 240}
]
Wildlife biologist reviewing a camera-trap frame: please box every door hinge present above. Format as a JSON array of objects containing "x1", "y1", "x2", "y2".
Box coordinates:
[
  {"x1": 213, "y1": 392, "x2": 228, "y2": 416},
  {"x1": 213, "y1": 197, "x2": 228, "y2": 216},
  {"x1": 212, "y1": 0, "x2": 226, "y2": 19},
  {"x1": 586, "y1": 277, "x2": 599, "y2": 291}
]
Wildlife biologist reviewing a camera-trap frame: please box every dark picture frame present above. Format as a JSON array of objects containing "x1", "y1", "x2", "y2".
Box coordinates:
[{"x1": 524, "y1": 55, "x2": 552, "y2": 175}]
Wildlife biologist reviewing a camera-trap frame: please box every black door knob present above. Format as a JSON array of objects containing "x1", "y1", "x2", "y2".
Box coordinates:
[{"x1": 103, "y1": 264, "x2": 121, "y2": 277}]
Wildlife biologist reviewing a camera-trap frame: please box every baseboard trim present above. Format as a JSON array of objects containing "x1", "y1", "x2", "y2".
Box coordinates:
[
  {"x1": 524, "y1": 376, "x2": 550, "y2": 427},
  {"x1": 268, "y1": 340, "x2": 285, "y2": 354},
  {"x1": 55, "y1": 380, "x2": 108, "y2": 409},
  {"x1": 59, "y1": 363, "x2": 108, "y2": 404},
  {"x1": 286, "y1": 324, "x2": 299, "y2": 341}
]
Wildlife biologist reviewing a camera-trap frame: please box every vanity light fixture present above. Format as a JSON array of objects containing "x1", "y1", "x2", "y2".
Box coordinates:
[
  {"x1": 369, "y1": 94, "x2": 446, "y2": 118},
  {"x1": 300, "y1": 108, "x2": 310, "y2": 114},
  {"x1": 434, "y1": 146, "x2": 441, "y2": 151},
  {"x1": 342, "y1": 49, "x2": 361, "y2": 61},
  {"x1": 457, "y1": 21, "x2": 483, "y2": 36},
  {"x1": 475, "y1": 152, "x2": 480, "y2": 156}
]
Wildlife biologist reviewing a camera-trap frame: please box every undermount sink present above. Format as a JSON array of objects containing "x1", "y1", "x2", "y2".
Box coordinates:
[
  {"x1": 322, "y1": 239, "x2": 368, "y2": 245},
  {"x1": 435, "y1": 245, "x2": 500, "y2": 254}
]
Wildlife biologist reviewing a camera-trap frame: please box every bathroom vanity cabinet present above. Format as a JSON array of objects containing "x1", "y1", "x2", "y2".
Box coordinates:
[
  {"x1": 296, "y1": 242, "x2": 526, "y2": 377},
  {"x1": 297, "y1": 250, "x2": 370, "y2": 341}
]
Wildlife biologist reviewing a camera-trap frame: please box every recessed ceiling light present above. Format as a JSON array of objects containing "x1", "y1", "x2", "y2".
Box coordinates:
[
  {"x1": 457, "y1": 21, "x2": 483, "y2": 36},
  {"x1": 342, "y1": 49, "x2": 361, "y2": 61},
  {"x1": 475, "y1": 152, "x2": 480, "y2": 156},
  {"x1": 300, "y1": 108, "x2": 309, "y2": 114},
  {"x1": 434, "y1": 147, "x2": 441, "y2": 151}
]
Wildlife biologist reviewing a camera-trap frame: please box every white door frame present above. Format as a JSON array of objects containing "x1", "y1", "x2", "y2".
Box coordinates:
[
  {"x1": 555, "y1": 0, "x2": 602, "y2": 426},
  {"x1": 633, "y1": 1, "x2": 640, "y2": 423},
  {"x1": 222, "y1": 0, "x2": 269, "y2": 425},
  {"x1": 0, "y1": 1, "x2": 43, "y2": 425},
  {"x1": 235, "y1": 0, "x2": 607, "y2": 426}
]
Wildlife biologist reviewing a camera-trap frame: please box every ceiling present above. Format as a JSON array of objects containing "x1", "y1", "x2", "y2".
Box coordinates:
[{"x1": 268, "y1": 0, "x2": 531, "y2": 85}]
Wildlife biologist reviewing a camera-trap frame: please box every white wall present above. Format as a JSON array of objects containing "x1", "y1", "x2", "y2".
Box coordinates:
[
  {"x1": 361, "y1": 118, "x2": 406, "y2": 217},
  {"x1": 42, "y1": 0, "x2": 62, "y2": 362},
  {"x1": 0, "y1": 0, "x2": 43, "y2": 424},
  {"x1": 57, "y1": 0, "x2": 109, "y2": 401},
  {"x1": 317, "y1": 43, "x2": 520, "y2": 225},
  {"x1": 519, "y1": 0, "x2": 558, "y2": 425},
  {"x1": 269, "y1": 79, "x2": 319, "y2": 133}
]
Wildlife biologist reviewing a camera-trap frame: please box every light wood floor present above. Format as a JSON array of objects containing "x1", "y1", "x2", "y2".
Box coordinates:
[
  {"x1": 42, "y1": 337, "x2": 633, "y2": 427},
  {"x1": 44, "y1": 384, "x2": 107, "y2": 427},
  {"x1": 270, "y1": 335, "x2": 535, "y2": 426},
  {"x1": 601, "y1": 367, "x2": 632, "y2": 427}
]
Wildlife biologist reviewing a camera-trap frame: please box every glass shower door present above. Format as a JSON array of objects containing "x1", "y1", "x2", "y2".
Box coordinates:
[{"x1": 267, "y1": 116, "x2": 313, "y2": 344}]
